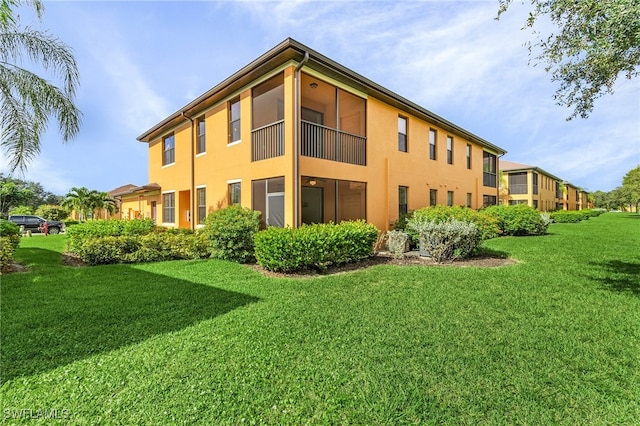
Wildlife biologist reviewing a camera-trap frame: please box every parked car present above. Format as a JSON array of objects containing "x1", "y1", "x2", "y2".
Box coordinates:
[{"x1": 7, "y1": 215, "x2": 65, "y2": 234}]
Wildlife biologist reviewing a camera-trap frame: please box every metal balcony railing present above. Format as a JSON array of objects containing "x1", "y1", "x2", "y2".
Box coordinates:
[
  {"x1": 508, "y1": 184, "x2": 528, "y2": 194},
  {"x1": 301, "y1": 121, "x2": 366, "y2": 166},
  {"x1": 251, "y1": 120, "x2": 284, "y2": 162}
]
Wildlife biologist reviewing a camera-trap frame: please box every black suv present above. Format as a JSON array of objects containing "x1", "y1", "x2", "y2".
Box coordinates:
[{"x1": 8, "y1": 215, "x2": 65, "y2": 234}]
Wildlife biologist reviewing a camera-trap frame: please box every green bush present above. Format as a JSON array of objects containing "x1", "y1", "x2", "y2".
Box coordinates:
[
  {"x1": 201, "y1": 205, "x2": 261, "y2": 263},
  {"x1": 411, "y1": 206, "x2": 500, "y2": 240},
  {"x1": 35, "y1": 205, "x2": 69, "y2": 221},
  {"x1": 551, "y1": 210, "x2": 590, "y2": 223},
  {"x1": 254, "y1": 221, "x2": 379, "y2": 273},
  {"x1": 73, "y1": 232, "x2": 209, "y2": 265},
  {"x1": 8, "y1": 205, "x2": 33, "y2": 216},
  {"x1": 0, "y1": 220, "x2": 21, "y2": 273},
  {"x1": 66, "y1": 219, "x2": 156, "y2": 253},
  {"x1": 483, "y1": 204, "x2": 549, "y2": 236},
  {"x1": 407, "y1": 219, "x2": 479, "y2": 263}
]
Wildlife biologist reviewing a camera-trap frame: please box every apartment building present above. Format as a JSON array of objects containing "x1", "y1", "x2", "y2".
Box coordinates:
[
  {"x1": 500, "y1": 160, "x2": 590, "y2": 211},
  {"x1": 125, "y1": 38, "x2": 506, "y2": 231}
]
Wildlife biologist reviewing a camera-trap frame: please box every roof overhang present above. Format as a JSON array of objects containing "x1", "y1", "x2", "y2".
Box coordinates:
[{"x1": 137, "y1": 38, "x2": 506, "y2": 155}]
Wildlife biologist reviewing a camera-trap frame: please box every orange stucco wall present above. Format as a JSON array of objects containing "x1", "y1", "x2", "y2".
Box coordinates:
[{"x1": 143, "y1": 65, "x2": 501, "y2": 231}]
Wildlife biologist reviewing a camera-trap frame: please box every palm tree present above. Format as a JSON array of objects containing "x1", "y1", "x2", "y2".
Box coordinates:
[
  {"x1": 0, "y1": 0, "x2": 81, "y2": 172},
  {"x1": 89, "y1": 191, "x2": 117, "y2": 220},
  {"x1": 63, "y1": 186, "x2": 94, "y2": 222}
]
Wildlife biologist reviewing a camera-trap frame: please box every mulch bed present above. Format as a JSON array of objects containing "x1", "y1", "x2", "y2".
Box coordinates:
[
  {"x1": 248, "y1": 251, "x2": 517, "y2": 279},
  {"x1": 6, "y1": 251, "x2": 516, "y2": 278}
]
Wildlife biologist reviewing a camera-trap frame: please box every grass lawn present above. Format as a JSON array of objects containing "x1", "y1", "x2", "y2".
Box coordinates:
[{"x1": 1, "y1": 213, "x2": 639, "y2": 424}]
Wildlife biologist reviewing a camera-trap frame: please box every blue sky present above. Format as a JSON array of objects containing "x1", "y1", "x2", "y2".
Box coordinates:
[{"x1": 2, "y1": 0, "x2": 638, "y2": 195}]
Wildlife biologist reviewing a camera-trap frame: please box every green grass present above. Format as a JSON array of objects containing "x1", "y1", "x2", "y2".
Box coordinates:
[{"x1": 1, "y1": 214, "x2": 639, "y2": 424}]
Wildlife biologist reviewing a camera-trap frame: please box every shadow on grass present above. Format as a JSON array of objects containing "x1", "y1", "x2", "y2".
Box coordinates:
[
  {"x1": 474, "y1": 246, "x2": 510, "y2": 259},
  {"x1": 1, "y1": 250, "x2": 259, "y2": 384},
  {"x1": 589, "y1": 259, "x2": 640, "y2": 296}
]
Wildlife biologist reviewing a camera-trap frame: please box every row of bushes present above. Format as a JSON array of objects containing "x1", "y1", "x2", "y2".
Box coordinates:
[
  {"x1": 0, "y1": 220, "x2": 21, "y2": 273},
  {"x1": 65, "y1": 207, "x2": 379, "y2": 272},
  {"x1": 550, "y1": 209, "x2": 605, "y2": 223},
  {"x1": 73, "y1": 233, "x2": 209, "y2": 265}
]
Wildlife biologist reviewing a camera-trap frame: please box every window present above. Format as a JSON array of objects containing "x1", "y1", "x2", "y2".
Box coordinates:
[
  {"x1": 398, "y1": 116, "x2": 407, "y2": 152},
  {"x1": 429, "y1": 129, "x2": 437, "y2": 160},
  {"x1": 197, "y1": 117, "x2": 206, "y2": 154},
  {"x1": 163, "y1": 192, "x2": 175, "y2": 224},
  {"x1": 466, "y1": 193, "x2": 472, "y2": 208},
  {"x1": 447, "y1": 191, "x2": 454, "y2": 206},
  {"x1": 229, "y1": 97, "x2": 241, "y2": 143},
  {"x1": 466, "y1": 144, "x2": 472, "y2": 169},
  {"x1": 483, "y1": 151, "x2": 497, "y2": 187},
  {"x1": 532, "y1": 172, "x2": 539, "y2": 195},
  {"x1": 508, "y1": 172, "x2": 528, "y2": 194},
  {"x1": 429, "y1": 189, "x2": 438, "y2": 206},
  {"x1": 398, "y1": 186, "x2": 408, "y2": 215},
  {"x1": 162, "y1": 134, "x2": 175, "y2": 166},
  {"x1": 228, "y1": 182, "x2": 241, "y2": 205},
  {"x1": 197, "y1": 187, "x2": 206, "y2": 224},
  {"x1": 446, "y1": 136, "x2": 454, "y2": 164},
  {"x1": 483, "y1": 195, "x2": 497, "y2": 207},
  {"x1": 253, "y1": 177, "x2": 286, "y2": 227},
  {"x1": 533, "y1": 200, "x2": 538, "y2": 210}
]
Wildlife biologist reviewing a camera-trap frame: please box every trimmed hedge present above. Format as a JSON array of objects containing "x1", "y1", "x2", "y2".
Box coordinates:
[
  {"x1": 551, "y1": 210, "x2": 591, "y2": 223},
  {"x1": 66, "y1": 219, "x2": 156, "y2": 253},
  {"x1": 410, "y1": 206, "x2": 500, "y2": 240},
  {"x1": 200, "y1": 205, "x2": 261, "y2": 264},
  {"x1": 0, "y1": 219, "x2": 21, "y2": 273},
  {"x1": 483, "y1": 204, "x2": 549, "y2": 236},
  {"x1": 72, "y1": 232, "x2": 209, "y2": 265},
  {"x1": 254, "y1": 220, "x2": 379, "y2": 272}
]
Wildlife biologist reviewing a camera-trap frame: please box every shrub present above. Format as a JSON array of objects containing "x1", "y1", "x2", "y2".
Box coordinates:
[
  {"x1": 483, "y1": 204, "x2": 549, "y2": 236},
  {"x1": 551, "y1": 210, "x2": 590, "y2": 223},
  {"x1": 386, "y1": 230, "x2": 409, "y2": 257},
  {"x1": 254, "y1": 221, "x2": 379, "y2": 272},
  {"x1": 407, "y1": 219, "x2": 479, "y2": 263},
  {"x1": 73, "y1": 232, "x2": 209, "y2": 265},
  {"x1": 66, "y1": 219, "x2": 156, "y2": 253},
  {"x1": 201, "y1": 205, "x2": 261, "y2": 263},
  {"x1": 35, "y1": 205, "x2": 69, "y2": 221},
  {"x1": 0, "y1": 220, "x2": 20, "y2": 273},
  {"x1": 8, "y1": 205, "x2": 32, "y2": 216},
  {"x1": 411, "y1": 206, "x2": 500, "y2": 240}
]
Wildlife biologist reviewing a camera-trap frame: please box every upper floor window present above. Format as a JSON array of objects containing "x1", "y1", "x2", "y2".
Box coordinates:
[
  {"x1": 197, "y1": 117, "x2": 206, "y2": 154},
  {"x1": 532, "y1": 172, "x2": 539, "y2": 195},
  {"x1": 466, "y1": 144, "x2": 471, "y2": 169},
  {"x1": 483, "y1": 151, "x2": 497, "y2": 187},
  {"x1": 508, "y1": 172, "x2": 528, "y2": 194},
  {"x1": 398, "y1": 186, "x2": 408, "y2": 215},
  {"x1": 446, "y1": 136, "x2": 454, "y2": 164},
  {"x1": 429, "y1": 129, "x2": 437, "y2": 160},
  {"x1": 398, "y1": 116, "x2": 407, "y2": 152},
  {"x1": 163, "y1": 134, "x2": 175, "y2": 166},
  {"x1": 229, "y1": 97, "x2": 241, "y2": 143}
]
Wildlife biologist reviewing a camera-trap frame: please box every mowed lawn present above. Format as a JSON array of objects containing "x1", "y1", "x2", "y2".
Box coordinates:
[{"x1": 1, "y1": 214, "x2": 639, "y2": 424}]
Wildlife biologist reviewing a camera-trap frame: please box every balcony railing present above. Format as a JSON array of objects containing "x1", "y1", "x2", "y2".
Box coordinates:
[
  {"x1": 252, "y1": 120, "x2": 284, "y2": 162},
  {"x1": 301, "y1": 121, "x2": 366, "y2": 166}
]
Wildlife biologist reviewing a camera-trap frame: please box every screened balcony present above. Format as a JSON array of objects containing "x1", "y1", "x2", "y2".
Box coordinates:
[
  {"x1": 252, "y1": 73, "x2": 284, "y2": 162},
  {"x1": 300, "y1": 73, "x2": 366, "y2": 166}
]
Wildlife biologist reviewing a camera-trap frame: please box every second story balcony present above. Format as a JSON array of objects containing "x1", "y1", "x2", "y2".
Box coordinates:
[
  {"x1": 301, "y1": 121, "x2": 366, "y2": 166},
  {"x1": 508, "y1": 184, "x2": 528, "y2": 195}
]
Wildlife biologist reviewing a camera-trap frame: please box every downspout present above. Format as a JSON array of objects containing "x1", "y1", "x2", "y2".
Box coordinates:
[
  {"x1": 497, "y1": 152, "x2": 505, "y2": 205},
  {"x1": 182, "y1": 112, "x2": 195, "y2": 231},
  {"x1": 294, "y1": 52, "x2": 309, "y2": 228}
]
